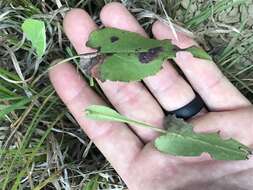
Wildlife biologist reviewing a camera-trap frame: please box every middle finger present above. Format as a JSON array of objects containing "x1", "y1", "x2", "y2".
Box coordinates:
[
  {"x1": 63, "y1": 9, "x2": 165, "y2": 143},
  {"x1": 100, "y1": 3, "x2": 197, "y2": 112}
]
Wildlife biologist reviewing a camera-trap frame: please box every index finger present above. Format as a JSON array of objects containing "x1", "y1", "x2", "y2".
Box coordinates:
[{"x1": 50, "y1": 9, "x2": 143, "y2": 179}]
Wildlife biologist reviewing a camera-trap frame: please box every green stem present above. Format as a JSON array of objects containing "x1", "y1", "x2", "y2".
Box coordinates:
[{"x1": 123, "y1": 118, "x2": 167, "y2": 134}]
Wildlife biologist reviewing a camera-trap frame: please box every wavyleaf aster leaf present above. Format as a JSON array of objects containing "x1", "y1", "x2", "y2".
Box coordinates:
[
  {"x1": 86, "y1": 28, "x2": 175, "y2": 82},
  {"x1": 86, "y1": 28, "x2": 213, "y2": 82},
  {"x1": 155, "y1": 115, "x2": 251, "y2": 160},
  {"x1": 85, "y1": 105, "x2": 251, "y2": 160}
]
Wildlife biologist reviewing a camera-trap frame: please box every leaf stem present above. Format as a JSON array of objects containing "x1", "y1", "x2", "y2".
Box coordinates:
[
  {"x1": 122, "y1": 118, "x2": 167, "y2": 134},
  {"x1": 48, "y1": 52, "x2": 99, "y2": 71},
  {"x1": 85, "y1": 107, "x2": 167, "y2": 134}
]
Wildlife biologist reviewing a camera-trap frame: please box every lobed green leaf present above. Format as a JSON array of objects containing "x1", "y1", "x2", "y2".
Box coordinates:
[{"x1": 155, "y1": 115, "x2": 251, "y2": 160}]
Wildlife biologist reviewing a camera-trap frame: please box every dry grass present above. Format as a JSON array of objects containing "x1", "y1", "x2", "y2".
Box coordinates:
[{"x1": 0, "y1": 0, "x2": 253, "y2": 189}]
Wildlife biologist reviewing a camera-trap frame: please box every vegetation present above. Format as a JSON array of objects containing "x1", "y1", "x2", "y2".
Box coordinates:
[{"x1": 0, "y1": 0, "x2": 252, "y2": 189}]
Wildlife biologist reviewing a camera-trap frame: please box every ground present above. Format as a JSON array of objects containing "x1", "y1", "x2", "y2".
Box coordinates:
[{"x1": 0, "y1": 0, "x2": 253, "y2": 189}]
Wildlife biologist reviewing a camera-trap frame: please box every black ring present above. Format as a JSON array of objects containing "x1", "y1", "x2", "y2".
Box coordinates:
[{"x1": 167, "y1": 94, "x2": 205, "y2": 119}]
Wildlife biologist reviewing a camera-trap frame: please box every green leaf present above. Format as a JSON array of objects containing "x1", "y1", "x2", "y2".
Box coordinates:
[
  {"x1": 185, "y1": 46, "x2": 212, "y2": 61},
  {"x1": 33, "y1": 172, "x2": 60, "y2": 190},
  {"x1": 86, "y1": 27, "x2": 174, "y2": 54},
  {"x1": 0, "y1": 98, "x2": 31, "y2": 120},
  {"x1": 85, "y1": 105, "x2": 166, "y2": 133},
  {"x1": 83, "y1": 175, "x2": 99, "y2": 190},
  {"x1": 21, "y1": 19, "x2": 46, "y2": 58},
  {"x1": 86, "y1": 28, "x2": 176, "y2": 81},
  {"x1": 155, "y1": 115, "x2": 251, "y2": 160},
  {"x1": 85, "y1": 105, "x2": 251, "y2": 160},
  {"x1": 100, "y1": 53, "x2": 165, "y2": 81}
]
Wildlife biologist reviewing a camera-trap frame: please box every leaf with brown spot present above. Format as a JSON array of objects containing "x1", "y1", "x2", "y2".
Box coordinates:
[
  {"x1": 86, "y1": 28, "x2": 212, "y2": 82},
  {"x1": 86, "y1": 28, "x2": 175, "y2": 81}
]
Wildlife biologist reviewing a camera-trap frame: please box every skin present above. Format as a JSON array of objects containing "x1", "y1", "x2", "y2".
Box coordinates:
[{"x1": 49, "y1": 3, "x2": 253, "y2": 190}]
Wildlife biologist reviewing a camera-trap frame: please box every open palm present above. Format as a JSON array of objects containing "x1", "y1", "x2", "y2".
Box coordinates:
[{"x1": 50, "y1": 3, "x2": 253, "y2": 190}]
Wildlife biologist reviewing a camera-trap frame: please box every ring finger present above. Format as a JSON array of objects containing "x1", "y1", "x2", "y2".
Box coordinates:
[{"x1": 152, "y1": 21, "x2": 251, "y2": 111}]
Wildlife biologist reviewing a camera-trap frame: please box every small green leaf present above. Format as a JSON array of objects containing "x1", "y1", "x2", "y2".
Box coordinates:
[
  {"x1": 21, "y1": 19, "x2": 46, "y2": 58},
  {"x1": 83, "y1": 175, "x2": 99, "y2": 190},
  {"x1": 85, "y1": 105, "x2": 166, "y2": 133},
  {"x1": 185, "y1": 46, "x2": 212, "y2": 61},
  {"x1": 155, "y1": 115, "x2": 251, "y2": 160},
  {"x1": 86, "y1": 28, "x2": 176, "y2": 82}
]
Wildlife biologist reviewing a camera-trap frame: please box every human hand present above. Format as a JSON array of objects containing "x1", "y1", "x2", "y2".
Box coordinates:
[{"x1": 49, "y1": 3, "x2": 253, "y2": 190}]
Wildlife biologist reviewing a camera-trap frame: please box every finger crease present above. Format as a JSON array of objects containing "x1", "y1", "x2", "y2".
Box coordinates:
[
  {"x1": 151, "y1": 75, "x2": 181, "y2": 96},
  {"x1": 113, "y1": 86, "x2": 147, "y2": 107},
  {"x1": 64, "y1": 84, "x2": 89, "y2": 106},
  {"x1": 203, "y1": 74, "x2": 225, "y2": 93}
]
